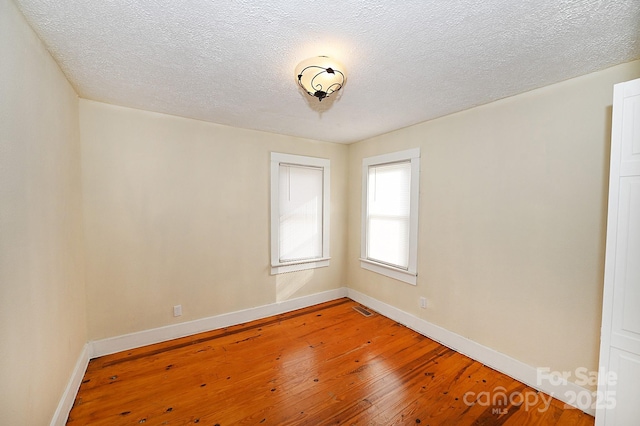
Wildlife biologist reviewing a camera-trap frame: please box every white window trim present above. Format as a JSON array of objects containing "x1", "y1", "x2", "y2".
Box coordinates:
[
  {"x1": 270, "y1": 152, "x2": 330, "y2": 274},
  {"x1": 360, "y1": 148, "x2": 420, "y2": 285}
]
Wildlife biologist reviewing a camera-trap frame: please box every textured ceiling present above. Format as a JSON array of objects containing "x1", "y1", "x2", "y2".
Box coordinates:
[{"x1": 13, "y1": 0, "x2": 640, "y2": 144}]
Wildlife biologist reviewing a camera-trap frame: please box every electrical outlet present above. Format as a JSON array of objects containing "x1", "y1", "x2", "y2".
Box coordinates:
[
  {"x1": 419, "y1": 297, "x2": 427, "y2": 309},
  {"x1": 173, "y1": 304, "x2": 182, "y2": 317}
]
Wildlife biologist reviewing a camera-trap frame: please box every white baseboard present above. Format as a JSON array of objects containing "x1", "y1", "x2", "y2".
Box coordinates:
[
  {"x1": 347, "y1": 289, "x2": 595, "y2": 416},
  {"x1": 90, "y1": 287, "x2": 348, "y2": 358},
  {"x1": 55, "y1": 286, "x2": 592, "y2": 425},
  {"x1": 50, "y1": 343, "x2": 90, "y2": 426}
]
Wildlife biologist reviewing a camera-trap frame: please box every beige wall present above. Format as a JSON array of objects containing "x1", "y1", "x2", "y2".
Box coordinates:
[
  {"x1": 347, "y1": 60, "x2": 640, "y2": 388},
  {"x1": 80, "y1": 100, "x2": 348, "y2": 340},
  {"x1": 0, "y1": 1, "x2": 87, "y2": 424}
]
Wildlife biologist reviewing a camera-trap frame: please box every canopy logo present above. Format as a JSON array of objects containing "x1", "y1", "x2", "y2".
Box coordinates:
[
  {"x1": 462, "y1": 367, "x2": 617, "y2": 416},
  {"x1": 462, "y1": 386, "x2": 553, "y2": 414}
]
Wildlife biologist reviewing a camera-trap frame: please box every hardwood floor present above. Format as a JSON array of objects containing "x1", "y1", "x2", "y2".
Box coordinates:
[{"x1": 68, "y1": 299, "x2": 594, "y2": 425}]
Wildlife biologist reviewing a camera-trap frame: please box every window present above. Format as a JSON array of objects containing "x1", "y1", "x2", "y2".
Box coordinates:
[
  {"x1": 270, "y1": 153, "x2": 330, "y2": 274},
  {"x1": 361, "y1": 148, "x2": 420, "y2": 285}
]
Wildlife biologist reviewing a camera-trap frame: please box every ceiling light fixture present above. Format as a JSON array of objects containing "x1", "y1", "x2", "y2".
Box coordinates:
[{"x1": 295, "y1": 56, "x2": 346, "y2": 102}]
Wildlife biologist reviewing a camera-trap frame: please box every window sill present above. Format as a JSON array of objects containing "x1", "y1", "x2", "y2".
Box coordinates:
[
  {"x1": 359, "y1": 258, "x2": 417, "y2": 285},
  {"x1": 271, "y1": 258, "x2": 330, "y2": 275}
]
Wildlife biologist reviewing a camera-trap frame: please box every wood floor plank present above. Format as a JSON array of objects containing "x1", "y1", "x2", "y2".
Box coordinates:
[{"x1": 67, "y1": 298, "x2": 594, "y2": 425}]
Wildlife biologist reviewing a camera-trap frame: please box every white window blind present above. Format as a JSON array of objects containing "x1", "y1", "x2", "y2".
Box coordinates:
[
  {"x1": 270, "y1": 152, "x2": 330, "y2": 275},
  {"x1": 360, "y1": 148, "x2": 420, "y2": 285},
  {"x1": 278, "y1": 164, "x2": 324, "y2": 262},
  {"x1": 366, "y1": 161, "x2": 412, "y2": 269}
]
